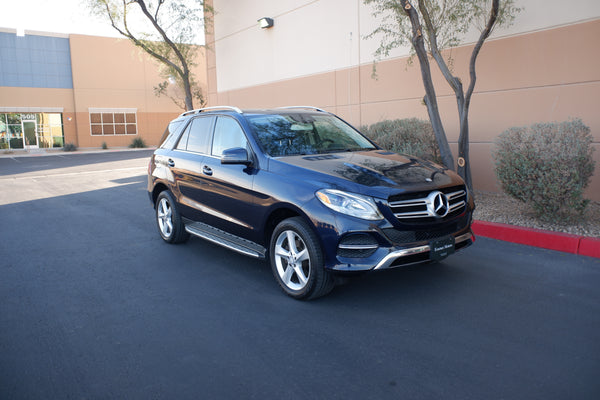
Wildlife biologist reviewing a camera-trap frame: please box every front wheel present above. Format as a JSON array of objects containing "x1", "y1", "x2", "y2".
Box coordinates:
[
  {"x1": 155, "y1": 190, "x2": 189, "y2": 244},
  {"x1": 270, "y1": 217, "x2": 334, "y2": 300}
]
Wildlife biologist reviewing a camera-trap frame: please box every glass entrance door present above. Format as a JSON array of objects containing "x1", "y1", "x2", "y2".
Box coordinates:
[{"x1": 22, "y1": 120, "x2": 38, "y2": 148}]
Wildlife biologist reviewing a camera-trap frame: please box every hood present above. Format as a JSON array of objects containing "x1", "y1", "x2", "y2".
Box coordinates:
[{"x1": 270, "y1": 150, "x2": 464, "y2": 198}]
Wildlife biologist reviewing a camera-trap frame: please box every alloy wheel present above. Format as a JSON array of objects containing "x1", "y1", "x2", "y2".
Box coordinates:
[
  {"x1": 273, "y1": 230, "x2": 311, "y2": 291},
  {"x1": 157, "y1": 197, "x2": 174, "y2": 238}
]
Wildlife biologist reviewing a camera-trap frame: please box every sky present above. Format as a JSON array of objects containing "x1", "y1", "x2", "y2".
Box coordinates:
[
  {"x1": 0, "y1": 0, "x2": 205, "y2": 44},
  {"x1": 0, "y1": 0, "x2": 122, "y2": 37}
]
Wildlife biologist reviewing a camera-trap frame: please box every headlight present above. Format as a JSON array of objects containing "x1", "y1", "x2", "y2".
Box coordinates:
[{"x1": 315, "y1": 189, "x2": 383, "y2": 220}]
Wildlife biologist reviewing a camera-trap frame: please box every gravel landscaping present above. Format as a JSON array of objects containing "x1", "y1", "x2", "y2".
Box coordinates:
[{"x1": 474, "y1": 191, "x2": 600, "y2": 238}]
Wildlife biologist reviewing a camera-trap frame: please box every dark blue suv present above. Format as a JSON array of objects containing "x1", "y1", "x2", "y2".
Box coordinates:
[{"x1": 148, "y1": 106, "x2": 474, "y2": 299}]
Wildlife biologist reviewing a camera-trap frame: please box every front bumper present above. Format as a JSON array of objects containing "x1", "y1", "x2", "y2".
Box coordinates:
[
  {"x1": 372, "y1": 231, "x2": 473, "y2": 270},
  {"x1": 327, "y1": 228, "x2": 474, "y2": 272}
]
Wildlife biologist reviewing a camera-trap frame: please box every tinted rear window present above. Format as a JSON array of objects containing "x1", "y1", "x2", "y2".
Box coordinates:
[{"x1": 159, "y1": 120, "x2": 185, "y2": 149}]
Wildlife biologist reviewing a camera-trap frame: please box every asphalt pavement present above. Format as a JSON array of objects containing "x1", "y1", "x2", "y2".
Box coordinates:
[{"x1": 0, "y1": 151, "x2": 599, "y2": 399}]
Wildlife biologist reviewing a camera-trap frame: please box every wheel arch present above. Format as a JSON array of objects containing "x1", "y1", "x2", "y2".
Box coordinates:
[
  {"x1": 151, "y1": 182, "x2": 170, "y2": 207},
  {"x1": 262, "y1": 204, "x2": 325, "y2": 248}
]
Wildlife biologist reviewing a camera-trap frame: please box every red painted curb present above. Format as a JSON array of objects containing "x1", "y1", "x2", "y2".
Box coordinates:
[
  {"x1": 578, "y1": 237, "x2": 600, "y2": 258},
  {"x1": 472, "y1": 220, "x2": 598, "y2": 258}
]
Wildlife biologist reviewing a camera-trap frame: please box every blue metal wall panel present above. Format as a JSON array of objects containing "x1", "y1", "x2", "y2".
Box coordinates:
[{"x1": 0, "y1": 32, "x2": 74, "y2": 89}]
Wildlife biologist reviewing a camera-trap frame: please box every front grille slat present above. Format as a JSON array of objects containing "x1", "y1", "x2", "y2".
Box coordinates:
[{"x1": 393, "y1": 211, "x2": 431, "y2": 218}]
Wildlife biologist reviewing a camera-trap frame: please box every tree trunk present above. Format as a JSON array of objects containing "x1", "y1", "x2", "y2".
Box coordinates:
[
  {"x1": 182, "y1": 74, "x2": 194, "y2": 111},
  {"x1": 457, "y1": 107, "x2": 473, "y2": 190},
  {"x1": 400, "y1": 0, "x2": 455, "y2": 171},
  {"x1": 423, "y1": 93, "x2": 454, "y2": 170},
  {"x1": 457, "y1": 0, "x2": 500, "y2": 191}
]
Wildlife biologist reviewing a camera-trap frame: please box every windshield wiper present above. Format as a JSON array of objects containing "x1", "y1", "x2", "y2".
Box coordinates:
[{"x1": 321, "y1": 147, "x2": 372, "y2": 154}]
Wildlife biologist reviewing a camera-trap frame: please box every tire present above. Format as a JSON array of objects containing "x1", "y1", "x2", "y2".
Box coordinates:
[
  {"x1": 269, "y1": 217, "x2": 334, "y2": 300},
  {"x1": 155, "y1": 190, "x2": 189, "y2": 244}
]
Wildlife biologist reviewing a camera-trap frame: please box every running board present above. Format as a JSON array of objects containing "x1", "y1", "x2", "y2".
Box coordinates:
[{"x1": 184, "y1": 221, "x2": 267, "y2": 259}]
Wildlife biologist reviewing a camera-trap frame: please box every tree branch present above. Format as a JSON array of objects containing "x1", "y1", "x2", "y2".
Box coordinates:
[
  {"x1": 465, "y1": 0, "x2": 499, "y2": 106},
  {"x1": 418, "y1": 1, "x2": 461, "y2": 95},
  {"x1": 133, "y1": 0, "x2": 190, "y2": 77}
]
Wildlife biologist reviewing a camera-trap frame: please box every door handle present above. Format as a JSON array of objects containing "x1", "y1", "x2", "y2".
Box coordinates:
[
  {"x1": 202, "y1": 165, "x2": 213, "y2": 176},
  {"x1": 167, "y1": 159, "x2": 175, "y2": 167}
]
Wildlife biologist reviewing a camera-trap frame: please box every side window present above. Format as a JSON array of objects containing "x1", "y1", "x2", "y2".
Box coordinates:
[
  {"x1": 175, "y1": 116, "x2": 214, "y2": 153},
  {"x1": 175, "y1": 122, "x2": 191, "y2": 151},
  {"x1": 212, "y1": 117, "x2": 248, "y2": 157},
  {"x1": 187, "y1": 116, "x2": 214, "y2": 153},
  {"x1": 160, "y1": 120, "x2": 184, "y2": 149}
]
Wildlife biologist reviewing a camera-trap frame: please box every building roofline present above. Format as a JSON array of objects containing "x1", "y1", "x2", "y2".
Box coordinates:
[{"x1": 0, "y1": 27, "x2": 70, "y2": 38}]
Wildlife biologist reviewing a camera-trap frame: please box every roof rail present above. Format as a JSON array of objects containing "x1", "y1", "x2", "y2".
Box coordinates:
[
  {"x1": 179, "y1": 106, "x2": 243, "y2": 117},
  {"x1": 276, "y1": 106, "x2": 327, "y2": 113}
]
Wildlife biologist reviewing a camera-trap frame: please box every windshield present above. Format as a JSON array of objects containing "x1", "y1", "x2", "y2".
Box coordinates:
[{"x1": 247, "y1": 113, "x2": 376, "y2": 156}]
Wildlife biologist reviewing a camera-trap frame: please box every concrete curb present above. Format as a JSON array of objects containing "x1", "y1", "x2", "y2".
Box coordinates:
[{"x1": 472, "y1": 220, "x2": 600, "y2": 259}]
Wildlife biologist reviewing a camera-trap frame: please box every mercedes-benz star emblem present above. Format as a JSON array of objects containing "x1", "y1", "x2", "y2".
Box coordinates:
[{"x1": 431, "y1": 191, "x2": 449, "y2": 217}]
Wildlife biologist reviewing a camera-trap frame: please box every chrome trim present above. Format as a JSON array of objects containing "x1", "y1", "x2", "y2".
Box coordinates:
[
  {"x1": 447, "y1": 190, "x2": 466, "y2": 200},
  {"x1": 338, "y1": 244, "x2": 379, "y2": 250},
  {"x1": 373, "y1": 232, "x2": 473, "y2": 270},
  {"x1": 390, "y1": 189, "x2": 467, "y2": 219},
  {"x1": 185, "y1": 226, "x2": 261, "y2": 258},
  {"x1": 179, "y1": 106, "x2": 243, "y2": 117}
]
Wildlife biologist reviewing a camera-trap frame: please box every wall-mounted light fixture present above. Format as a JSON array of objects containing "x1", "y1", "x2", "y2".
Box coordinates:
[{"x1": 257, "y1": 17, "x2": 274, "y2": 29}]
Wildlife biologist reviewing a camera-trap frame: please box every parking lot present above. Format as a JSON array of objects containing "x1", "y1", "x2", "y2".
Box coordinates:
[{"x1": 1, "y1": 150, "x2": 599, "y2": 399}]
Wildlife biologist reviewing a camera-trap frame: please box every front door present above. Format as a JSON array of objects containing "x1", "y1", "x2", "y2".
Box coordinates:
[
  {"x1": 198, "y1": 116, "x2": 259, "y2": 241},
  {"x1": 22, "y1": 120, "x2": 38, "y2": 148}
]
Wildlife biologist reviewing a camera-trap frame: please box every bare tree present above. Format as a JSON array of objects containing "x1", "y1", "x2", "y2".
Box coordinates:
[
  {"x1": 89, "y1": 0, "x2": 210, "y2": 111},
  {"x1": 365, "y1": 0, "x2": 520, "y2": 189}
]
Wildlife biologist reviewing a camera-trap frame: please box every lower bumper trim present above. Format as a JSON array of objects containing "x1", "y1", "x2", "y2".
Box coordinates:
[{"x1": 373, "y1": 232, "x2": 473, "y2": 270}]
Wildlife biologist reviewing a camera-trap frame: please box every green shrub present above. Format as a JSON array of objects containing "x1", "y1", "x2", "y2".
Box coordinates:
[
  {"x1": 9, "y1": 138, "x2": 23, "y2": 149},
  {"x1": 63, "y1": 142, "x2": 77, "y2": 152},
  {"x1": 129, "y1": 137, "x2": 147, "y2": 148},
  {"x1": 493, "y1": 119, "x2": 595, "y2": 221},
  {"x1": 53, "y1": 137, "x2": 64, "y2": 148},
  {"x1": 360, "y1": 118, "x2": 442, "y2": 163},
  {"x1": 101, "y1": 141, "x2": 108, "y2": 150}
]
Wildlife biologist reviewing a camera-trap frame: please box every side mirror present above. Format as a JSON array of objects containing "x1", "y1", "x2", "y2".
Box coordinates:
[{"x1": 221, "y1": 147, "x2": 252, "y2": 166}]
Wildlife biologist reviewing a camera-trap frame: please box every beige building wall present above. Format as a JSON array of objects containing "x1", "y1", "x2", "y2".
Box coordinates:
[
  {"x1": 207, "y1": 0, "x2": 600, "y2": 200},
  {"x1": 1, "y1": 30, "x2": 208, "y2": 149},
  {"x1": 69, "y1": 34, "x2": 207, "y2": 148},
  {"x1": 0, "y1": 87, "x2": 78, "y2": 143}
]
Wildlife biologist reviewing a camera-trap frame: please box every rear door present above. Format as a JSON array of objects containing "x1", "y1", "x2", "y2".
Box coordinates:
[{"x1": 170, "y1": 115, "x2": 215, "y2": 221}]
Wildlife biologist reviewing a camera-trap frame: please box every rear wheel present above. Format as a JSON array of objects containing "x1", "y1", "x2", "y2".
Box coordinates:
[
  {"x1": 270, "y1": 217, "x2": 334, "y2": 300},
  {"x1": 155, "y1": 191, "x2": 189, "y2": 244}
]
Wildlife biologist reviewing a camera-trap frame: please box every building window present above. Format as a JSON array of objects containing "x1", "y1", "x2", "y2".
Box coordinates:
[
  {"x1": 0, "y1": 112, "x2": 64, "y2": 150},
  {"x1": 89, "y1": 108, "x2": 137, "y2": 136}
]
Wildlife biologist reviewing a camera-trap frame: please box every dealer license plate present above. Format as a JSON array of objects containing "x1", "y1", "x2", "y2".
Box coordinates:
[{"x1": 429, "y1": 236, "x2": 455, "y2": 261}]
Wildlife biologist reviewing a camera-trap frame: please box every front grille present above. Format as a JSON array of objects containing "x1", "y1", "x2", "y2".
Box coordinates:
[
  {"x1": 388, "y1": 186, "x2": 467, "y2": 223},
  {"x1": 383, "y1": 224, "x2": 460, "y2": 244},
  {"x1": 383, "y1": 214, "x2": 470, "y2": 245}
]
